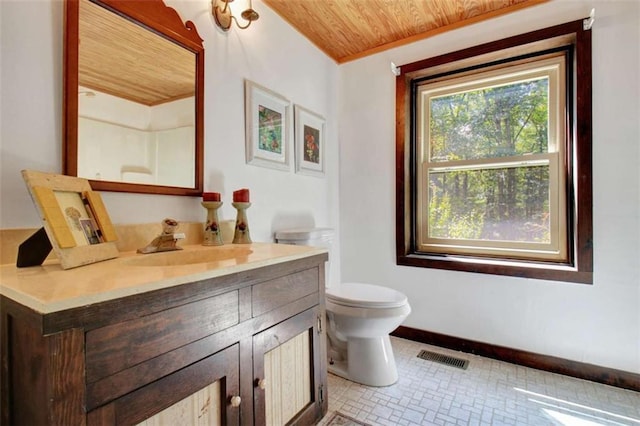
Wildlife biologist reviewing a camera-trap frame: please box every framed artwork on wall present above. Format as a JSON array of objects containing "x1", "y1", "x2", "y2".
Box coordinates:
[
  {"x1": 294, "y1": 105, "x2": 325, "y2": 177},
  {"x1": 244, "y1": 80, "x2": 291, "y2": 171}
]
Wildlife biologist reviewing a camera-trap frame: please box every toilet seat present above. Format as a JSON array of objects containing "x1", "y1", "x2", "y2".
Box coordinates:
[{"x1": 326, "y1": 282, "x2": 408, "y2": 309}]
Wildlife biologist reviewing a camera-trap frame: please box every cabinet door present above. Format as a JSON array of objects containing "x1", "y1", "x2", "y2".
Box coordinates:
[
  {"x1": 88, "y1": 344, "x2": 241, "y2": 426},
  {"x1": 253, "y1": 307, "x2": 326, "y2": 426}
]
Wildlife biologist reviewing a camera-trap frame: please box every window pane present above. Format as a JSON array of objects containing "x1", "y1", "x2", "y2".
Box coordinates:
[
  {"x1": 429, "y1": 77, "x2": 549, "y2": 162},
  {"x1": 428, "y1": 166, "x2": 550, "y2": 243}
]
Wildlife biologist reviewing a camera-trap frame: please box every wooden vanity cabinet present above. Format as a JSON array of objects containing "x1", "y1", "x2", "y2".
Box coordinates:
[{"x1": 0, "y1": 252, "x2": 328, "y2": 426}]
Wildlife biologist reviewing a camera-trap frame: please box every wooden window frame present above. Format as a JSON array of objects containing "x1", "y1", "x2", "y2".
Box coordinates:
[
  {"x1": 416, "y1": 54, "x2": 568, "y2": 261},
  {"x1": 396, "y1": 20, "x2": 593, "y2": 284}
]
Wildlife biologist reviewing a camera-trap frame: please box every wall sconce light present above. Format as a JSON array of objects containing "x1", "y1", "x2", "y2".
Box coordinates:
[{"x1": 212, "y1": 0, "x2": 259, "y2": 31}]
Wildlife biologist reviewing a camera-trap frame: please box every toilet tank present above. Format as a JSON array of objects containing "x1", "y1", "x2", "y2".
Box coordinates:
[{"x1": 275, "y1": 228, "x2": 335, "y2": 287}]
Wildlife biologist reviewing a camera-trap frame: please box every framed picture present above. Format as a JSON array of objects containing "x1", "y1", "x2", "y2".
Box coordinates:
[
  {"x1": 244, "y1": 80, "x2": 291, "y2": 171},
  {"x1": 54, "y1": 190, "x2": 98, "y2": 246},
  {"x1": 294, "y1": 105, "x2": 325, "y2": 177},
  {"x1": 21, "y1": 170, "x2": 119, "y2": 269}
]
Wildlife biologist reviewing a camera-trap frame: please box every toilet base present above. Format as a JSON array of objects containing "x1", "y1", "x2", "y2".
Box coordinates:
[
  {"x1": 328, "y1": 335, "x2": 399, "y2": 387},
  {"x1": 328, "y1": 359, "x2": 349, "y2": 380}
]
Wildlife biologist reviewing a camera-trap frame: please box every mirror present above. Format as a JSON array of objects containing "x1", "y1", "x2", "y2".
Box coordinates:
[{"x1": 63, "y1": 0, "x2": 204, "y2": 196}]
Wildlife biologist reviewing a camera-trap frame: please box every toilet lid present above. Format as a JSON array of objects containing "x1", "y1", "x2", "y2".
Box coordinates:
[{"x1": 326, "y1": 282, "x2": 408, "y2": 309}]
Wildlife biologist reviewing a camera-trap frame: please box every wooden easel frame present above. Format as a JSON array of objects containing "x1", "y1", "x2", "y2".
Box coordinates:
[{"x1": 19, "y1": 170, "x2": 119, "y2": 269}]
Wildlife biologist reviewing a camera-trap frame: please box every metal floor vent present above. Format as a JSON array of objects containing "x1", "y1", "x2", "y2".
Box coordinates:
[{"x1": 417, "y1": 350, "x2": 469, "y2": 370}]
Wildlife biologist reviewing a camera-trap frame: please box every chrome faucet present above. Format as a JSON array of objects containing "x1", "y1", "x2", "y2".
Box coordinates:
[{"x1": 137, "y1": 218, "x2": 185, "y2": 254}]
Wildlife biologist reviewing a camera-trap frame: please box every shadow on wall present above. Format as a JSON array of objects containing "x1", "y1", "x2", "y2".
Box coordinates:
[{"x1": 270, "y1": 211, "x2": 316, "y2": 242}]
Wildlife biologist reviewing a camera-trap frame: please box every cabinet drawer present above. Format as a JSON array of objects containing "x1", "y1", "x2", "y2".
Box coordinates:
[
  {"x1": 86, "y1": 291, "x2": 239, "y2": 383},
  {"x1": 252, "y1": 268, "x2": 319, "y2": 317}
]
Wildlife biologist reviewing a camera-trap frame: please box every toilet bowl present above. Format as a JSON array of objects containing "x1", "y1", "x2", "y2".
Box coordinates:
[
  {"x1": 275, "y1": 228, "x2": 411, "y2": 387},
  {"x1": 326, "y1": 282, "x2": 411, "y2": 386}
]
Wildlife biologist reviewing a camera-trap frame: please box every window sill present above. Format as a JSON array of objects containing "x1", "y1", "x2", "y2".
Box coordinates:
[{"x1": 397, "y1": 253, "x2": 593, "y2": 284}]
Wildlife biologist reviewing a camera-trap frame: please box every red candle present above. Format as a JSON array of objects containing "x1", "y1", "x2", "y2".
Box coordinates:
[
  {"x1": 203, "y1": 192, "x2": 221, "y2": 202},
  {"x1": 233, "y1": 188, "x2": 250, "y2": 203}
]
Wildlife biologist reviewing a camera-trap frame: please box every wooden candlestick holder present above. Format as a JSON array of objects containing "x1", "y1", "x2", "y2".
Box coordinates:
[
  {"x1": 202, "y1": 201, "x2": 224, "y2": 246},
  {"x1": 232, "y1": 202, "x2": 252, "y2": 244}
]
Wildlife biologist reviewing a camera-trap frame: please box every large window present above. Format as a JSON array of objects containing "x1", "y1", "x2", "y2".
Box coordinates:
[{"x1": 396, "y1": 20, "x2": 592, "y2": 283}]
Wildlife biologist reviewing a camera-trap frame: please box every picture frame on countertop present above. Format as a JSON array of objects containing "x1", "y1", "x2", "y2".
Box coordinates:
[
  {"x1": 294, "y1": 105, "x2": 325, "y2": 177},
  {"x1": 244, "y1": 80, "x2": 291, "y2": 171},
  {"x1": 20, "y1": 169, "x2": 119, "y2": 269}
]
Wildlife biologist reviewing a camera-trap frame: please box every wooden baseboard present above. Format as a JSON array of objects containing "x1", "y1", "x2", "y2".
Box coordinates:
[{"x1": 392, "y1": 326, "x2": 640, "y2": 393}]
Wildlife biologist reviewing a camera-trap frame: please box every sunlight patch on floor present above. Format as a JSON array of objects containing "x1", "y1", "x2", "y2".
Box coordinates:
[{"x1": 514, "y1": 387, "x2": 640, "y2": 425}]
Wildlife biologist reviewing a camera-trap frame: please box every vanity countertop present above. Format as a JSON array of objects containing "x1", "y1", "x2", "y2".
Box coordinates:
[{"x1": 0, "y1": 243, "x2": 326, "y2": 314}]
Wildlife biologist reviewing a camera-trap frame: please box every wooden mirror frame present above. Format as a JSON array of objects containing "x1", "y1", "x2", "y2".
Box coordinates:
[{"x1": 63, "y1": 0, "x2": 204, "y2": 196}]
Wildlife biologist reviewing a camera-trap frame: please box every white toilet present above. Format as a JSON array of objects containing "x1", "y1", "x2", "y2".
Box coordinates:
[{"x1": 275, "y1": 228, "x2": 411, "y2": 387}]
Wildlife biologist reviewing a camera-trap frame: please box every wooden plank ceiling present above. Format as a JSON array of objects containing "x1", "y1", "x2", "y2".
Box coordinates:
[
  {"x1": 79, "y1": 0, "x2": 194, "y2": 106},
  {"x1": 77, "y1": 0, "x2": 546, "y2": 102},
  {"x1": 262, "y1": 0, "x2": 547, "y2": 63}
]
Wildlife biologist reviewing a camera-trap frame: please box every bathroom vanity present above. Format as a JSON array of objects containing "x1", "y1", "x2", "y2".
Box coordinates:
[{"x1": 0, "y1": 243, "x2": 328, "y2": 425}]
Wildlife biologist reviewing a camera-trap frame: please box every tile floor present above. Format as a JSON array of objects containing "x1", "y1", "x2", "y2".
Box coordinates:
[{"x1": 319, "y1": 337, "x2": 640, "y2": 426}]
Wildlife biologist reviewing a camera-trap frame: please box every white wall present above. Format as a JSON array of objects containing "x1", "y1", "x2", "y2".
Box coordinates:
[
  {"x1": 338, "y1": 0, "x2": 639, "y2": 373},
  {"x1": 0, "y1": 0, "x2": 341, "y2": 284}
]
